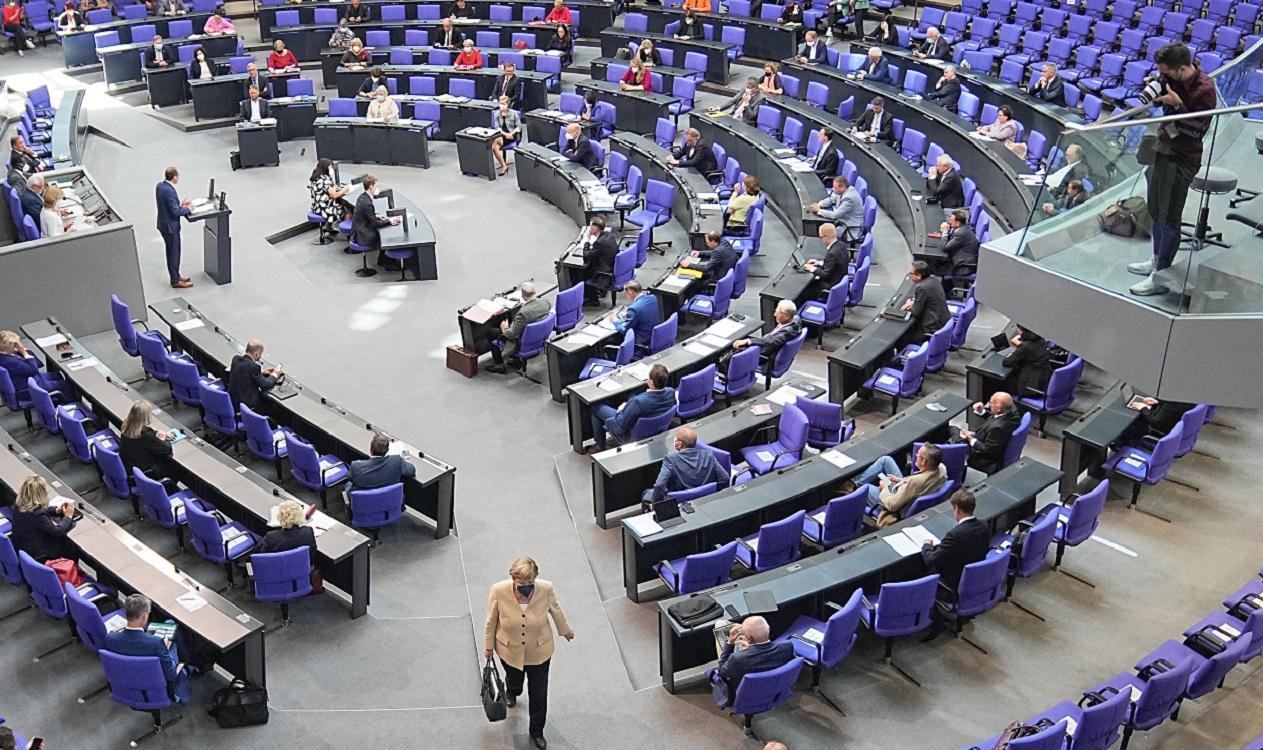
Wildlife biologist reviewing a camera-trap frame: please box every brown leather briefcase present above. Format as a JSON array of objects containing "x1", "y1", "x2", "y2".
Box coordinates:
[{"x1": 446, "y1": 345, "x2": 479, "y2": 378}]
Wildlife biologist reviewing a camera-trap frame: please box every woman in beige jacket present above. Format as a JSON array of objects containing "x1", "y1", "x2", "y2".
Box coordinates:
[{"x1": 484, "y1": 556, "x2": 574, "y2": 750}]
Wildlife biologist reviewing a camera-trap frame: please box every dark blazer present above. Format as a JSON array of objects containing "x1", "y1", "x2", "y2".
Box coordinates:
[
  {"x1": 872, "y1": 25, "x2": 898, "y2": 45},
  {"x1": 604, "y1": 387, "x2": 677, "y2": 439},
  {"x1": 119, "y1": 426, "x2": 174, "y2": 478},
  {"x1": 1145, "y1": 401, "x2": 1194, "y2": 436},
  {"x1": 105, "y1": 628, "x2": 191, "y2": 703},
  {"x1": 351, "y1": 190, "x2": 390, "y2": 248},
  {"x1": 926, "y1": 167, "x2": 965, "y2": 209},
  {"x1": 227, "y1": 353, "x2": 276, "y2": 412},
  {"x1": 748, "y1": 318, "x2": 803, "y2": 360},
  {"x1": 433, "y1": 26, "x2": 464, "y2": 47},
  {"x1": 0, "y1": 351, "x2": 43, "y2": 400},
  {"x1": 358, "y1": 75, "x2": 388, "y2": 95},
  {"x1": 925, "y1": 77, "x2": 961, "y2": 109},
  {"x1": 143, "y1": 44, "x2": 177, "y2": 68},
  {"x1": 491, "y1": 74, "x2": 525, "y2": 109},
  {"x1": 615, "y1": 293, "x2": 660, "y2": 349},
  {"x1": 341, "y1": 0, "x2": 370, "y2": 20},
  {"x1": 910, "y1": 276, "x2": 950, "y2": 338},
  {"x1": 918, "y1": 36, "x2": 952, "y2": 60},
  {"x1": 672, "y1": 139, "x2": 717, "y2": 174},
  {"x1": 501, "y1": 296, "x2": 551, "y2": 358},
  {"x1": 10, "y1": 148, "x2": 41, "y2": 177},
  {"x1": 582, "y1": 230, "x2": 619, "y2": 286},
  {"x1": 798, "y1": 38, "x2": 828, "y2": 63},
  {"x1": 19, "y1": 188, "x2": 42, "y2": 224},
  {"x1": 348, "y1": 454, "x2": 416, "y2": 490},
  {"x1": 10, "y1": 508, "x2": 76, "y2": 563},
  {"x1": 969, "y1": 407, "x2": 1021, "y2": 474},
  {"x1": 1003, "y1": 335, "x2": 1053, "y2": 394},
  {"x1": 855, "y1": 108, "x2": 894, "y2": 143},
  {"x1": 921, "y1": 517, "x2": 990, "y2": 591},
  {"x1": 812, "y1": 140, "x2": 839, "y2": 182},
  {"x1": 815, "y1": 240, "x2": 850, "y2": 288},
  {"x1": 636, "y1": 47, "x2": 663, "y2": 66},
  {"x1": 189, "y1": 58, "x2": 219, "y2": 79},
  {"x1": 650, "y1": 446, "x2": 730, "y2": 504},
  {"x1": 721, "y1": 90, "x2": 763, "y2": 126},
  {"x1": 563, "y1": 135, "x2": 600, "y2": 170},
  {"x1": 713, "y1": 639, "x2": 796, "y2": 707},
  {"x1": 695, "y1": 240, "x2": 738, "y2": 282},
  {"x1": 1029, "y1": 75, "x2": 1066, "y2": 106},
  {"x1": 257, "y1": 525, "x2": 317, "y2": 554},
  {"x1": 239, "y1": 97, "x2": 270, "y2": 121},
  {"x1": 244, "y1": 73, "x2": 269, "y2": 97},
  {"x1": 155, "y1": 180, "x2": 189, "y2": 234},
  {"x1": 941, "y1": 224, "x2": 979, "y2": 275},
  {"x1": 861, "y1": 56, "x2": 891, "y2": 83}
]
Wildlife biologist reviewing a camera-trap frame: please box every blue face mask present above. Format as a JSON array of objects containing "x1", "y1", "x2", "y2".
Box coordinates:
[{"x1": 517, "y1": 584, "x2": 535, "y2": 598}]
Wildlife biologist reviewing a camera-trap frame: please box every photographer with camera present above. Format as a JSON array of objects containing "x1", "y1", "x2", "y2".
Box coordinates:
[{"x1": 1127, "y1": 43, "x2": 1217, "y2": 297}]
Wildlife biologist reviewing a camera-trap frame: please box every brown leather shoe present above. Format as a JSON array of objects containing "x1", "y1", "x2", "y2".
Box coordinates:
[
  {"x1": 171, "y1": 280, "x2": 193, "y2": 288},
  {"x1": 179, "y1": 276, "x2": 191, "y2": 282}
]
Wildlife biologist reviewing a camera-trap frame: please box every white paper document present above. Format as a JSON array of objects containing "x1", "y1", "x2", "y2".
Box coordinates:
[
  {"x1": 882, "y1": 532, "x2": 922, "y2": 557},
  {"x1": 811, "y1": 511, "x2": 826, "y2": 525},
  {"x1": 567, "y1": 333, "x2": 599, "y2": 346},
  {"x1": 34, "y1": 333, "x2": 68, "y2": 347},
  {"x1": 755, "y1": 450, "x2": 775, "y2": 463},
  {"x1": 597, "y1": 377, "x2": 622, "y2": 392},
  {"x1": 684, "y1": 342, "x2": 717, "y2": 356},
  {"x1": 625, "y1": 513, "x2": 663, "y2": 537},
  {"x1": 699, "y1": 333, "x2": 730, "y2": 349},
  {"x1": 625, "y1": 362, "x2": 652, "y2": 380},
  {"x1": 819, "y1": 450, "x2": 857, "y2": 470},
  {"x1": 176, "y1": 592, "x2": 207, "y2": 612},
  {"x1": 174, "y1": 318, "x2": 205, "y2": 331},
  {"x1": 800, "y1": 627, "x2": 825, "y2": 644},
  {"x1": 901, "y1": 524, "x2": 940, "y2": 547},
  {"x1": 765, "y1": 384, "x2": 806, "y2": 406},
  {"x1": 707, "y1": 318, "x2": 745, "y2": 338}
]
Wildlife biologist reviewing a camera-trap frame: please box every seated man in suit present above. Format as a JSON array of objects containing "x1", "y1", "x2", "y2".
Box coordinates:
[
  {"x1": 795, "y1": 29, "x2": 828, "y2": 64},
  {"x1": 580, "y1": 216, "x2": 619, "y2": 305},
  {"x1": 855, "y1": 47, "x2": 891, "y2": 83},
  {"x1": 19, "y1": 173, "x2": 45, "y2": 225},
  {"x1": 810, "y1": 176, "x2": 864, "y2": 239},
  {"x1": 1040, "y1": 179, "x2": 1087, "y2": 216},
  {"x1": 357, "y1": 66, "x2": 390, "y2": 98},
  {"x1": 227, "y1": 339, "x2": 282, "y2": 412},
  {"x1": 956, "y1": 391, "x2": 1021, "y2": 475},
  {"x1": 803, "y1": 222, "x2": 850, "y2": 295},
  {"x1": 925, "y1": 153, "x2": 965, "y2": 211},
  {"x1": 850, "y1": 96, "x2": 894, "y2": 144},
  {"x1": 924, "y1": 65, "x2": 962, "y2": 109},
  {"x1": 1002, "y1": 325, "x2": 1053, "y2": 395},
  {"x1": 351, "y1": 174, "x2": 402, "y2": 269},
  {"x1": 938, "y1": 209, "x2": 979, "y2": 280},
  {"x1": 808, "y1": 129, "x2": 839, "y2": 183},
  {"x1": 143, "y1": 35, "x2": 176, "y2": 68},
  {"x1": 710, "y1": 78, "x2": 763, "y2": 127},
  {"x1": 106, "y1": 594, "x2": 193, "y2": 705},
  {"x1": 899, "y1": 261, "x2": 951, "y2": 344},
  {"x1": 1029, "y1": 63, "x2": 1066, "y2": 106},
  {"x1": 613, "y1": 280, "x2": 660, "y2": 351},
  {"x1": 1122, "y1": 396, "x2": 1195, "y2": 442},
  {"x1": 920, "y1": 489, "x2": 990, "y2": 592},
  {"x1": 239, "y1": 85, "x2": 270, "y2": 122},
  {"x1": 1049, "y1": 144, "x2": 1090, "y2": 199},
  {"x1": 244, "y1": 62, "x2": 269, "y2": 98},
  {"x1": 349, "y1": 433, "x2": 418, "y2": 491},
  {"x1": 913, "y1": 25, "x2": 951, "y2": 60},
  {"x1": 729, "y1": 299, "x2": 802, "y2": 370},
  {"x1": 679, "y1": 231, "x2": 738, "y2": 283},
  {"x1": 491, "y1": 62, "x2": 525, "y2": 110},
  {"x1": 589, "y1": 364, "x2": 676, "y2": 451},
  {"x1": 488, "y1": 281, "x2": 553, "y2": 373},
  {"x1": 712, "y1": 616, "x2": 796, "y2": 708},
  {"x1": 433, "y1": 17, "x2": 464, "y2": 47},
  {"x1": 642, "y1": 426, "x2": 730, "y2": 506},
  {"x1": 851, "y1": 443, "x2": 948, "y2": 526},
  {"x1": 666, "y1": 128, "x2": 717, "y2": 174},
  {"x1": 562, "y1": 123, "x2": 600, "y2": 170}
]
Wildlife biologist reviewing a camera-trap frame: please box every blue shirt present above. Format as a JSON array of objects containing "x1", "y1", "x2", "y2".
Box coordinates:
[
  {"x1": 614, "y1": 294, "x2": 660, "y2": 349},
  {"x1": 604, "y1": 386, "x2": 676, "y2": 439}
]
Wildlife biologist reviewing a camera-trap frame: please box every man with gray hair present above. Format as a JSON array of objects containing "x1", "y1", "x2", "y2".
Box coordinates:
[
  {"x1": 914, "y1": 26, "x2": 951, "y2": 60},
  {"x1": 925, "y1": 65, "x2": 962, "y2": 109},
  {"x1": 1049, "y1": 144, "x2": 1090, "y2": 199},
  {"x1": 643, "y1": 426, "x2": 730, "y2": 507},
  {"x1": 105, "y1": 594, "x2": 193, "y2": 704},
  {"x1": 19, "y1": 173, "x2": 45, "y2": 226},
  {"x1": 711, "y1": 77, "x2": 763, "y2": 126},
  {"x1": 487, "y1": 281, "x2": 552, "y2": 373},
  {"x1": 1029, "y1": 62, "x2": 1066, "y2": 106},
  {"x1": 712, "y1": 615, "x2": 795, "y2": 707},
  {"x1": 730, "y1": 299, "x2": 803, "y2": 369}
]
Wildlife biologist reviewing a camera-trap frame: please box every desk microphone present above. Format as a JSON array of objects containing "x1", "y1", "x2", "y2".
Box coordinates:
[
  {"x1": 272, "y1": 488, "x2": 280, "y2": 496},
  {"x1": 104, "y1": 376, "x2": 129, "y2": 392},
  {"x1": 320, "y1": 397, "x2": 347, "y2": 416}
]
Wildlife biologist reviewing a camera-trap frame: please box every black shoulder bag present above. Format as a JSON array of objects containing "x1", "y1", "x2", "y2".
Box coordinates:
[
  {"x1": 482, "y1": 657, "x2": 508, "y2": 722},
  {"x1": 207, "y1": 679, "x2": 269, "y2": 728}
]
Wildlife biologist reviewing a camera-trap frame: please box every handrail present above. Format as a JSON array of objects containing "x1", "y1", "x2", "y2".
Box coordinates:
[
  {"x1": 1062, "y1": 101, "x2": 1263, "y2": 134},
  {"x1": 1208, "y1": 37, "x2": 1263, "y2": 81}
]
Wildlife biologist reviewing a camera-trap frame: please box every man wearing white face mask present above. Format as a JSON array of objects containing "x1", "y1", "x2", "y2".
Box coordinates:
[
  {"x1": 238, "y1": 85, "x2": 270, "y2": 123},
  {"x1": 143, "y1": 35, "x2": 175, "y2": 68},
  {"x1": 357, "y1": 66, "x2": 389, "y2": 99},
  {"x1": 366, "y1": 85, "x2": 399, "y2": 123}
]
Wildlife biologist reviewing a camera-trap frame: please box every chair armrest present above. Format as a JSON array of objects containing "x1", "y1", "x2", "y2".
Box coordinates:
[
  {"x1": 1016, "y1": 518, "x2": 1035, "y2": 532},
  {"x1": 860, "y1": 594, "x2": 875, "y2": 612},
  {"x1": 731, "y1": 467, "x2": 756, "y2": 484},
  {"x1": 737, "y1": 537, "x2": 758, "y2": 554},
  {"x1": 1136, "y1": 434, "x2": 1160, "y2": 450},
  {"x1": 659, "y1": 558, "x2": 679, "y2": 577},
  {"x1": 1019, "y1": 386, "x2": 1047, "y2": 399},
  {"x1": 320, "y1": 464, "x2": 343, "y2": 483},
  {"x1": 789, "y1": 633, "x2": 822, "y2": 660},
  {"x1": 824, "y1": 600, "x2": 844, "y2": 613},
  {"x1": 769, "y1": 450, "x2": 798, "y2": 471}
]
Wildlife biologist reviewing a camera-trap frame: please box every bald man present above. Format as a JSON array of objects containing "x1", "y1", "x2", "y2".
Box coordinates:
[
  {"x1": 562, "y1": 123, "x2": 600, "y2": 170},
  {"x1": 957, "y1": 392, "x2": 1021, "y2": 474},
  {"x1": 643, "y1": 427, "x2": 730, "y2": 507},
  {"x1": 227, "y1": 338, "x2": 283, "y2": 411},
  {"x1": 713, "y1": 616, "x2": 795, "y2": 708},
  {"x1": 488, "y1": 281, "x2": 552, "y2": 374}
]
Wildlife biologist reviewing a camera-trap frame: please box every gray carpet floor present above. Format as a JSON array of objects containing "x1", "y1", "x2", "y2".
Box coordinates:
[{"x1": 1, "y1": 35, "x2": 1261, "y2": 750}]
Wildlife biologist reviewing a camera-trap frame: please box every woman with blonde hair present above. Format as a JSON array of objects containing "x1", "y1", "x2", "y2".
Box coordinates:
[
  {"x1": 484, "y1": 556, "x2": 574, "y2": 749},
  {"x1": 40, "y1": 184, "x2": 72, "y2": 237},
  {"x1": 257, "y1": 499, "x2": 317, "y2": 554},
  {"x1": 10, "y1": 475, "x2": 77, "y2": 562},
  {"x1": 118, "y1": 400, "x2": 176, "y2": 481},
  {"x1": 366, "y1": 85, "x2": 399, "y2": 122},
  {"x1": 0, "y1": 329, "x2": 61, "y2": 403}
]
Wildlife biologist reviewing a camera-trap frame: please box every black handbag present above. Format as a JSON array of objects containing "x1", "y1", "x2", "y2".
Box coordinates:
[
  {"x1": 481, "y1": 657, "x2": 508, "y2": 723},
  {"x1": 206, "y1": 679, "x2": 269, "y2": 728},
  {"x1": 667, "y1": 595, "x2": 722, "y2": 628}
]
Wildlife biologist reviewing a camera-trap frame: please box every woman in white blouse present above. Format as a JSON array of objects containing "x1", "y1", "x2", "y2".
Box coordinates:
[
  {"x1": 365, "y1": 85, "x2": 399, "y2": 123},
  {"x1": 40, "y1": 185, "x2": 71, "y2": 238}
]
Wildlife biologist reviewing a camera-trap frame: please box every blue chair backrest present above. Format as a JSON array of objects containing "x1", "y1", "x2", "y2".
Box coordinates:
[
  {"x1": 0, "y1": 534, "x2": 23, "y2": 586},
  {"x1": 167, "y1": 355, "x2": 207, "y2": 406},
  {"x1": 1013, "y1": 508, "x2": 1058, "y2": 579},
  {"x1": 57, "y1": 406, "x2": 97, "y2": 463},
  {"x1": 1187, "y1": 632, "x2": 1252, "y2": 699},
  {"x1": 200, "y1": 384, "x2": 238, "y2": 435},
  {"x1": 101, "y1": 651, "x2": 173, "y2": 711},
  {"x1": 925, "y1": 321, "x2": 953, "y2": 371},
  {"x1": 950, "y1": 294, "x2": 977, "y2": 349},
  {"x1": 1132, "y1": 657, "x2": 1192, "y2": 729},
  {"x1": 648, "y1": 312, "x2": 678, "y2": 355},
  {"x1": 134, "y1": 468, "x2": 178, "y2": 527},
  {"x1": 27, "y1": 377, "x2": 60, "y2": 434},
  {"x1": 1072, "y1": 687, "x2": 1132, "y2": 750},
  {"x1": 630, "y1": 404, "x2": 676, "y2": 441},
  {"x1": 518, "y1": 312, "x2": 556, "y2": 360},
  {"x1": 707, "y1": 270, "x2": 735, "y2": 318},
  {"x1": 1061, "y1": 479, "x2": 1108, "y2": 546},
  {"x1": 1175, "y1": 403, "x2": 1209, "y2": 456},
  {"x1": 111, "y1": 294, "x2": 140, "y2": 356},
  {"x1": 349, "y1": 483, "x2": 406, "y2": 529},
  {"x1": 185, "y1": 500, "x2": 227, "y2": 562},
  {"x1": 906, "y1": 479, "x2": 957, "y2": 516},
  {"x1": 136, "y1": 331, "x2": 171, "y2": 381},
  {"x1": 283, "y1": 428, "x2": 322, "y2": 484},
  {"x1": 954, "y1": 549, "x2": 1010, "y2": 617},
  {"x1": 1144, "y1": 422, "x2": 1183, "y2": 482},
  {"x1": 0, "y1": 364, "x2": 23, "y2": 413},
  {"x1": 241, "y1": 404, "x2": 281, "y2": 460},
  {"x1": 328, "y1": 98, "x2": 358, "y2": 117},
  {"x1": 915, "y1": 441, "x2": 968, "y2": 486},
  {"x1": 749, "y1": 511, "x2": 805, "y2": 571},
  {"x1": 773, "y1": 402, "x2": 810, "y2": 458},
  {"x1": 1000, "y1": 412, "x2": 1032, "y2": 470},
  {"x1": 820, "y1": 488, "x2": 867, "y2": 547},
  {"x1": 645, "y1": 179, "x2": 675, "y2": 217},
  {"x1": 729, "y1": 657, "x2": 804, "y2": 716},
  {"x1": 65, "y1": 581, "x2": 111, "y2": 653},
  {"x1": 409, "y1": 76, "x2": 436, "y2": 96},
  {"x1": 18, "y1": 551, "x2": 68, "y2": 619},
  {"x1": 1042, "y1": 356, "x2": 1084, "y2": 414},
  {"x1": 253, "y1": 547, "x2": 314, "y2": 602},
  {"x1": 731, "y1": 251, "x2": 751, "y2": 299},
  {"x1": 677, "y1": 541, "x2": 737, "y2": 593},
  {"x1": 815, "y1": 587, "x2": 865, "y2": 668},
  {"x1": 96, "y1": 443, "x2": 133, "y2": 499},
  {"x1": 795, "y1": 396, "x2": 843, "y2": 449},
  {"x1": 1007, "y1": 720, "x2": 1070, "y2": 750},
  {"x1": 873, "y1": 573, "x2": 939, "y2": 636},
  {"x1": 554, "y1": 283, "x2": 584, "y2": 334},
  {"x1": 676, "y1": 364, "x2": 716, "y2": 418}
]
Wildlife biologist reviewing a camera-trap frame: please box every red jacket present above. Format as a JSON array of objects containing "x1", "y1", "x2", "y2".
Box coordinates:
[
  {"x1": 3, "y1": 4, "x2": 24, "y2": 24},
  {"x1": 621, "y1": 68, "x2": 652, "y2": 92},
  {"x1": 454, "y1": 49, "x2": 482, "y2": 67},
  {"x1": 544, "y1": 5, "x2": 571, "y2": 24},
  {"x1": 267, "y1": 50, "x2": 298, "y2": 69}
]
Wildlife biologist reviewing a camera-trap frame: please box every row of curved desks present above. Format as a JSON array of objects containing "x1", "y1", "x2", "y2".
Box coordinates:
[
  {"x1": 320, "y1": 45, "x2": 563, "y2": 87},
  {"x1": 515, "y1": 141, "x2": 614, "y2": 227},
  {"x1": 626, "y1": 3, "x2": 803, "y2": 61},
  {"x1": 257, "y1": 0, "x2": 614, "y2": 40},
  {"x1": 573, "y1": 79, "x2": 681, "y2": 136},
  {"x1": 276, "y1": 18, "x2": 560, "y2": 60},
  {"x1": 607, "y1": 131, "x2": 721, "y2": 250},
  {"x1": 334, "y1": 63, "x2": 550, "y2": 110},
  {"x1": 599, "y1": 29, "x2": 732, "y2": 84},
  {"x1": 60, "y1": 12, "x2": 217, "y2": 68}
]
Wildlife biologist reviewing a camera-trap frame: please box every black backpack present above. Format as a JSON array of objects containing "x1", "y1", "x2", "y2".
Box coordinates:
[
  {"x1": 667, "y1": 595, "x2": 722, "y2": 628},
  {"x1": 207, "y1": 679, "x2": 269, "y2": 728}
]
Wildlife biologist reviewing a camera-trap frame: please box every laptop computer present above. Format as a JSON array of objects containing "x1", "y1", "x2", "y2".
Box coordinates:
[{"x1": 652, "y1": 498, "x2": 687, "y2": 528}]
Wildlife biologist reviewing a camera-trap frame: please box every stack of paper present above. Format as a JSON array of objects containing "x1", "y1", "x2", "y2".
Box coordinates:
[
  {"x1": 765, "y1": 384, "x2": 806, "y2": 405},
  {"x1": 684, "y1": 341, "x2": 717, "y2": 356},
  {"x1": 881, "y1": 532, "x2": 922, "y2": 557},
  {"x1": 625, "y1": 362, "x2": 652, "y2": 380},
  {"x1": 707, "y1": 318, "x2": 744, "y2": 338},
  {"x1": 567, "y1": 332, "x2": 600, "y2": 346},
  {"x1": 901, "y1": 525, "x2": 940, "y2": 547},
  {"x1": 174, "y1": 318, "x2": 204, "y2": 331},
  {"x1": 819, "y1": 450, "x2": 856, "y2": 469},
  {"x1": 625, "y1": 513, "x2": 663, "y2": 537},
  {"x1": 176, "y1": 591, "x2": 207, "y2": 613},
  {"x1": 699, "y1": 333, "x2": 730, "y2": 349},
  {"x1": 597, "y1": 377, "x2": 622, "y2": 392}
]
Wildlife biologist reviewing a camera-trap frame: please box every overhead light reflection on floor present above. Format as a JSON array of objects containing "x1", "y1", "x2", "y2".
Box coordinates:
[{"x1": 349, "y1": 284, "x2": 410, "y2": 330}]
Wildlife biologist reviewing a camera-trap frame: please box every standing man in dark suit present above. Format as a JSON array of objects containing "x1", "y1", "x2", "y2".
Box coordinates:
[
  {"x1": 488, "y1": 281, "x2": 552, "y2": 373},
  {"x1": 809, "y1": 129, "x2": 839, "y2": 183},
  {"x1": 957, "y1": 392, "x2": 1021, "y2": 474},
  {"x1": 938, "y1": 209, "x2": 979, "y2": 279},
  {"x1": 926, "y1": 153, "x2": 965, "y2": 211},
  {"x1": 348, "y1": 434, "x2": 417, "y2": 489},
  {"x1": 925, "y1": 65, "x2": 962, "y2": 109},
  {"x1": 679, "y1": 231, "x2": 737, "y2": 283},
  {"x1": 351, "y1": 174, "x2": 401, "y2": 270},
  {"x1": 729, "y1": 300, "x2": 802, "y2": 369},
  {"x1": 227, "y1": 339, "x2": 282, "y2": 412},
  {"x1": 580, "y1": 216, "x2": 619, "y2": 305},
  {"x1": 710, "y1": 78, "x2": 763, "y2": 126},
  {"x1": 712, "y1": 616, "x2": 796, "y2": 708},
  {"x1": 105, "y1": 594, "x2": 193, "y2": 704},
  {"x1": 855, "y1": 47, "x2": 891, "y2": 83},
  {"x1": 238, "y1": 84, "x2": 270, "y2": 122},
  {"x1": 920, "y1": 489, "x2": 990, "y2": 591},
  {"x1": 492, "y1": 62, "x2": 525, "y2": 110},
  {"x1": 795, "y1": 30, "x2": 828, "y2": 64},
  {"x1": 561, "y1": 123, "x2": 600, "y2": 170},
  {"x1": 851, "y1": 97, "x2": 894, "y2": 143},
  {"x1": 804, "y1": 223, "x2": 850, "y2": 295},
  {"x1": 143, "y1": 35, "x2": 176, "y2": 68},
  {"x1": 1029, "y1": 63, "x2": 1066, "y2": 106},
  {"x1": 666, "y1": 128, "x2": 717, "y2": 174},
  {"x1": 900, "y1": 261, "x2": 950, "y2": 343},
  {"x1": 156, "y1": 166, "x2": 193, "y2": 288},
  {"x1": 913, "y1": 26, "x2": 951, "y2": 61}
]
